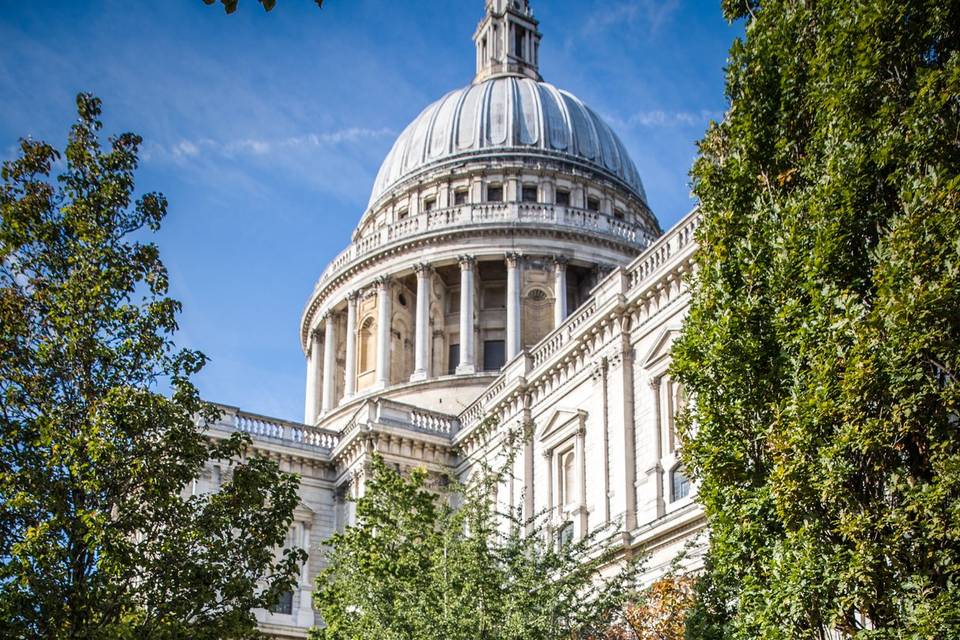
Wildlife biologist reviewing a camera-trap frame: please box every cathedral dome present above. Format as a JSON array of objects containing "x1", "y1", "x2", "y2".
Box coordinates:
[{"x1": 367, "y1": 76, "x2": 647, "y2": 210}]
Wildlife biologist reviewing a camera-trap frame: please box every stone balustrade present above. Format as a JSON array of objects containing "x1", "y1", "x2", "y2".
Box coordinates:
[
  {"x1": 372, "y1": 398, "x2": 461, "y2": 437},
  {"x1": 627, "y1": 208, "x2": 701, "y2": 288},
  {"x1": 313, "y1": 203, "x2": 655, "y2": 290},
  {"x1": 211, "y1": 404, "x2": 341, "y2": 450}
]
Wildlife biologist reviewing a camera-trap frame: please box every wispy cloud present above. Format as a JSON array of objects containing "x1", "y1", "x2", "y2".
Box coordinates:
[
  {"x1": 606, "y1": 108, "x2": 722, "y2": 130},
  {"x1": 578, "y1": 0, "x2": 681, "y2": 39},
  {"x1": 143, "y1": 127, "x2": 396, "y2": 163}
]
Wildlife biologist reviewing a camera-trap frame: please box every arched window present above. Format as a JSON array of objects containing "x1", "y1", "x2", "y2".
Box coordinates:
[
  {"x1": 358, "y1": 317, "x2": 375, "y2": 374},
  {"x1": 560, "y1": 449, "x2": 576, "y2": 508},
  {"x1": 670, "y1": 465, "x2": 691, "y2": 502}
]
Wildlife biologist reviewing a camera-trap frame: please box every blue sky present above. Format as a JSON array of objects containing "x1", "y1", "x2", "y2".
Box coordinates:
[{"x1": 0, "y1": 0, "x2": 739, "y2": 422}]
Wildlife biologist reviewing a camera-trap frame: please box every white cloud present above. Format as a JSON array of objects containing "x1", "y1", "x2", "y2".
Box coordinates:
[
  {"x1": 145, "y1": 127, "x2": 395, "y2": 163},
  {"x1": 579, "y1": 0, "x2": 681, "y2": 39},
  {"x1": 604, "y1": 108, "x2": 722, "y2": 130}
]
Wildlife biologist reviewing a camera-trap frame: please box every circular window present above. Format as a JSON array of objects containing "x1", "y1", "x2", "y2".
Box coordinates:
[{"x1": 398, "y1": 293, "x2": 408, "y2": 307}]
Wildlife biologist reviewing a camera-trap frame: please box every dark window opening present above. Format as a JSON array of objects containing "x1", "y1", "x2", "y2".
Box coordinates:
[
  {"x1": 448, "y1": 344, "x2": 460, "y2": 375},
  {"x1": 398, "y1": 293, "x2": 408, "y2": 307},
  {"x1": 483, "y1": 340, "x2": 506, "y2": 371},
  {"x1": 454, "y1": 189, "x2": 468, "y2": 205},
  {"x1": 397, "y1": 208, "x2": 409, "y2": 220},
  {"x1": 671, "y1": 466, "x2": 691, "y2": 502},
  {"x1": 587, "y1": 197, "x2": 600, "y2": 212},
  {"x1": 423, "y1": 197, "x2": 436, "y2": 212},
  {"x1": 270, "y1": 591, "x2": 293, "y2": 615},
  {"x1": 556, "y1": 189, "x2": 570, "y2": 206},
  {"x1": 613, "y1": 209, "x2": 625, "y2": 220},
  {"x1": 521, "y1": 185, "x2": 538, "y2": 203},
  {"x1": 514, "y1": 26, "x2": 525, "y2": 59},
  {"x1": 487, "y1": 185, "x2": 503, "y2": 202}
]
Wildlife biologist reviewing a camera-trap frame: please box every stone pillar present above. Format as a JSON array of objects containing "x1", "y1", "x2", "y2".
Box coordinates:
[
  {"x1": 303, "y1": 329, "x2": 322, "y2": 425},
  {"x1": 605, "y1": 328, "x2": 638, "y2": 531},
  {"x1": 343, "y1": 292, "x2": 359, "y2": 401},
  {"x1": 455, "y1": 256, "x2": 476, "y2": 375},
  {"x1": 506, "y1": 252, "x2": 522, "y2": 359},
  {"x1": 411, "y1": 264, "x2": 432, "y2": 382},
  {"x1": 321, "y1": 312, "x2": 337, "y2": 414},
  {"x1": 574, "y1": 422, "x2": 588, "y2": 538},
  {"x1": 642, "y1": 377, "x2": 665, "y2": 521},
  {"x1": 554, "y1": 256, "x2": 568, "y2": 327},
  {"x1": 375, "y1": 276, "x2": 392, "y2": 389}
]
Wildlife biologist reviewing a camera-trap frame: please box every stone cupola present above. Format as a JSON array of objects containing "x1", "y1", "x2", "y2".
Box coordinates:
[{"x1": 473, "y1": 0, "x2": 542, "y2": 83}]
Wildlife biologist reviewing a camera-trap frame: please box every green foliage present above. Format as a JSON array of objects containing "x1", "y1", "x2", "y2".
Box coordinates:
[
  {"x1": 672, "y1": 1, "x2": 960, "y2": 638},
  {"x1": 312, "y1": 454, "x2": 641, "y2": 640},
  {"x1": 202, "y1": 0, "x2": 324, "y2": 14},
  {"x1": 0, "y1": 94, "x2": 306, "y2": 639}
]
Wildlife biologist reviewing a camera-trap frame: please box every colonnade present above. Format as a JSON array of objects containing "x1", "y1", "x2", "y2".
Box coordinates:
[{"x1": 304, "y1": 253, "x2": 573, "y2": 425}]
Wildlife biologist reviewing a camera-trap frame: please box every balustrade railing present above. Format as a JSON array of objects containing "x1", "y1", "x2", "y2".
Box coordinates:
[
  {"x1": 314, "y1": 203, "x2": 653, "y2": 289},
  {"x1": 627, "y1": 209, "x2": 700, "y2": 289},
  {"x1": 213, "y1": 406, "x2": 341, "y2": 450}
]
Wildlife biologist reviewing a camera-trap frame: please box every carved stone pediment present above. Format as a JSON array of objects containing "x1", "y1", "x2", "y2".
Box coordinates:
[
  {"x1": 641, "y1": 327, "x2": 681, "y2": 370},
  {"x1": 538, "y1": 408, "x2": 587, "y2": 451}
]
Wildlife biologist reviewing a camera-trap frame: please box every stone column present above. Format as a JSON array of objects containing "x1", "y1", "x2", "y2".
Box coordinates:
[
  {"x1": 343, "y1": 292, "x2": 359, "y2": 401},
  {"x1": 321, "y1": 312, "x2": 337, "y2": 414},
  {"x1": 554, "y1": 256, "x2": 568, "y2": 327},
  {"x1": 303, "y1": 328, "x2": 322, "y2": 424},
  {"x1": 574, "y1": 421, "x2": 587, "y2": 538},
  {"x1": 375, "y1": 276, "x2": 392, "y2": 389},
  {"x1": 642, "y1": 377, "x2": 665, "y2": 521},
  {"x1": 506, "y1": 252, "x2": 522, "y2": 359},
  {"x1": 455, "y1": 256, "x2": 476, "y2": 375},
  {"x1": 411, "y1": 264, "x2": 432, "y2": 382}
]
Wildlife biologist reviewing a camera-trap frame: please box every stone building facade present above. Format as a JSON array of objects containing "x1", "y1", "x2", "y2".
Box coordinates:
[{"x1": 206, "y1": 1, "x2": 707, "y2": 637}]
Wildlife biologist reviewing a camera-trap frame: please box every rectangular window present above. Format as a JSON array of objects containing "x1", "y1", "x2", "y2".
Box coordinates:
[
  {"x1": 555, "y1": 189, "x2": 570, "y2": 206},
  {"x1": 483, "y1": 340, "x2": 506, "y2": 371},
  {"x1": 448, "y1": 344, "x2": 460, "y2": 375},
  {"x1": 423, "y1": 197, "x2": 436, "y2": 212},
  {"x1": 514, "y1": 26, "x2": 524, "y2": 59},
  {"x1": 454, "y1": 189, "x2": 468, "y2": 205},
  {"x1": 521, "y1": 185, "x2": 538, "y2": 203},
  {"x1": 557, "y1": 521, "x2": 574, "y2": 546},
  {"x1": 613, "y1": 209, "x2": 625, "y2": 220},
  {"x1": 397, "y1": 208, "x2": 409, "y2": 220},
  {"x1": 586, "y1": 196, "x2": 600, "y2": 212},
  {"x1": 486, "y1": 185, "x2": 503, "y2": 202},
  {"x1": 270, "y1": 591, "x2": 294, "y2": 615}
]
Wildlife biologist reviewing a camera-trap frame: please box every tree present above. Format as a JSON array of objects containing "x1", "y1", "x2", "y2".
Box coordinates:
[
  {"x1": 0, "y1": 93, "x2": 306, "y2": 639},
  {"x1": 622, "y1": 576, "x2": 696, "y2": 640},
  {"x1": 202, "y1": 0, "x2": 324, "y2": 14},
  {"x1": 312, "y1": 454, "x2": 641, "y2": 640},
  {"x1": 671, "y1": 1, "x2": 960, "y2": 638}
]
